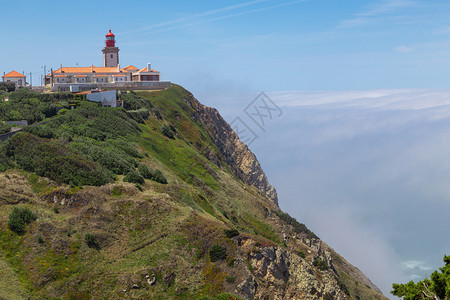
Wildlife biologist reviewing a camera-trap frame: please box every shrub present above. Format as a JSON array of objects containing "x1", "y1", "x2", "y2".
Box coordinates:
[
  {"x1": 127, "y1": 108, "x2": 150, "y2": 123},
  {"x1": 138, "y1": 163, "x2": 153, "y2": 179},
  {"x1": 0, "y1": 122, "x2": 11, "y2": 134},
  {"x1": 58, "y1": 108, "x2": 69, "y2": 115},
  {"x1": 313, "y1": 257, "x2": 328, "y2": 270},
  {"x1": 209, "y1": 244, "x2": 227, "y2": 262},
  {"x1": 124, "y1": 170, "x2": 145, "y2": 185},
  {"x1": 224, "y1": 229, "x2": 239, "y2": 238},
  {"x1": 8, "y1": 207, "x2": 37, "y2": 235},
  {"x1": 297, "y1": 250, "x2": 306, "y2": 259},
  {"x1": 161, "y1": 124, "x2": 175, "y2": 139},
  {"x1": 274, "y1": 210, "x2": 317, "y2": 238},
  {"x1": 151, "y1": 169, "x2": 167, "y2": 184},
  {"x1": 0, "y1": 82, "x2": 16, "y2": 92},
  {"x1": 138, "y1": 164, "x2": 167, "y2": 184},
  {"x1": 5, "y1": 133, "x2": 114, "y2": 186},
  {"x1": 225, "y1": 276, "x2": 236, "y2": 283},
  {"x1": 85, "y1": 233, "x2": 100, "y2": 250}
]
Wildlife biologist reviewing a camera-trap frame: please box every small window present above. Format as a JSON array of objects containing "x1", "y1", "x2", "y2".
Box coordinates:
[{"x1": 111, "y1": 54, "x2": 113, "y2": 58}]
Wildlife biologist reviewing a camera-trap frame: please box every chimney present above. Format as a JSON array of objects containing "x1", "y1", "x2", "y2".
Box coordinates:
[
  {"x1": 147, "y1": 63, "x2": 151, "y2": 72},
  {"x1": 91, "y1": 65, "x2": 94, "y2": 73},
  {"x1": 117, "y1": 64, "x2": 120, "y2": 72},
  {"x1": 60, "y1": 64, "x2": 63, "y2": 72}
]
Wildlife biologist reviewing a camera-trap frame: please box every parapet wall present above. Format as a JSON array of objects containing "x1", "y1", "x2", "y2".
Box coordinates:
[{"x1": 51, "y1": 81, "x2": 171, "y2": 92}]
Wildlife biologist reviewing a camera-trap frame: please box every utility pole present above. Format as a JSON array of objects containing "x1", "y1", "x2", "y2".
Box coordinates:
[
  {"x1": 30, "y1": 72, "x2": 32, "y2": 88},
  {"x1": 43, "y1": 65, "x2": 47, "y2": 87}
]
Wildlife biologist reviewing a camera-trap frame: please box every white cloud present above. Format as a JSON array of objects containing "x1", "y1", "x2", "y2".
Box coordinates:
[
  {"x1": 122, "y1": 0, "x2": 307, "y2": 36},
  {"x1": 338, "y1": 0, "x2": 417, "y2": 28},
  {"x1": 402, "y1": 260, "x2": 433, "y2": 271},
  {"x1": 394, "y1": 45, "x2": 413, "y2": 53}
]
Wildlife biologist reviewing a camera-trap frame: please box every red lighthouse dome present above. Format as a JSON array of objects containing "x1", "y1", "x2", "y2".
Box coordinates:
[{"x1": 105, "y1": 29, "x2": 115, "y2": 47}]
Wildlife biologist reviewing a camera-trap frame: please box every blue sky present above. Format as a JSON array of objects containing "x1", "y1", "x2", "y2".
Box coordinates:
[
  {"x1": 3, "y1": 1, "x2": 450, "y2": 298},
  {"x1": 2, "y1": 0, "x2": 450, "y2": 91}
]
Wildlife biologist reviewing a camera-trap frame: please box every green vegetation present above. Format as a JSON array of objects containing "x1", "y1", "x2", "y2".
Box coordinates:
[
  {"x1": 0, "y1": 89, "x2": 71, "y2": 124},
  {"x1": 224, "y1": 228, "x2": 239, "y2": 238},
  {"x1": 313, "y1": 257, "x2": 328, "y2": 271},
  {"x1": 0, "y1": 121, "x2": 11, "y2": 134},
  {"x1": 84, "y1": 233, "x2": 100, "y2": 250},
  {"x1": 209, "y1": 245, "x2": 227, "y2": 262},
  {"x1": 138, "y1": 163, "x2": 168, "y2": 184},
  {"x1": 0, "y1": 85, "x2": 384, "y2": 299},
  {"x1": 8, "y1": 207, "x2": 37, "y2": 235},
  {"x1": 124, "y1": 170, "x2": 145, "y2": 185},
  {"x1": 0, "y1": 81, "x2": 15, "y2": 92},
  {"x1": 297, "y1": 250, "x2": 306, "y2": 258},
  {"x1": 392, "y1": 254, "x2": 450, "y2": 299},
  {"x1": 161, "y1": 123, "x2": 175, "y2": 139},
  {"x1": 4, "y1": 132, "x2": 114, "y2": 186},
  {"x1": 274, "y1": 209, "x2": 317, "y2": 238}
]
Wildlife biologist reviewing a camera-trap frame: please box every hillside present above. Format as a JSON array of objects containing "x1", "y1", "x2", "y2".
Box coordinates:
[{"x1": 0, "y1": 85, "x2": 388, "y2": 299}]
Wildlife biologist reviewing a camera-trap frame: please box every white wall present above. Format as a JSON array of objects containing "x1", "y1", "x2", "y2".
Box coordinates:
[{"x1": 86, "y1": 90, "x2": 117, "y2": 107}]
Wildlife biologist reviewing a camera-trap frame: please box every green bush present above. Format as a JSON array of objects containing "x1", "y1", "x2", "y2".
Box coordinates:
[
  {"x1": 138, "y1": 164, "x2": 167, "y2": 184},
  {"x1": 224, "y1": 229, "x2": 240, "y2": 238},
  {"x1": 313, "y1": 257, "x2": 328, "y2": 270},
  {"x1": 127, "y1": 108, "x2": 150, "y2": 123},
  {"x1": 0, "y1": 82, "x2": 16, "y2": 92},
  {"x1": 274, "y1": 210, "x2": 317, "y2": 238},
  {"x1": 5, "y1": 132, "x2": 114, "y2": 186},
  {"x1": 124, "y1": 170, "x2": 145, "y2": 185},
  {"x1": 152, "y1": 169, "x2": 167, "y2": 184},
  {"x1": 161, "y1": 124, "x2": 175, "y2": 139},
  {"x1": 8, "y1": 207, "x2": 37, "y2": 235},
  {"x1": 85, "y1": 233, "x2": 100, "y2": 250},
  {"x1": 0, "y1": 122, "x2": 11, "y2": 134},
  {"x1": 58, "y1": 108, "x2": 69, "y2": 115},
  {"x1": 138, "y1": 163, "x2": 153, "y2": 179},
  {"x1": 209, "y1": 244, "x2": 227, "y2": 262},
  {"x1": 297, "y1": 250, "x2": 306, "y2": 259}
]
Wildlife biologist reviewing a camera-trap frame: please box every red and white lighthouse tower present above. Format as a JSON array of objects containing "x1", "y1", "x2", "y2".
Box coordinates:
[{"x1": 102, "y1": 29, "x2": 119, "y2": 67}]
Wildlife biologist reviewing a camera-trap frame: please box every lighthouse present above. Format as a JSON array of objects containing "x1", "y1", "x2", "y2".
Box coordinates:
[{"x1": 102, "y1": 29, "x2": 119, "y2": 67}]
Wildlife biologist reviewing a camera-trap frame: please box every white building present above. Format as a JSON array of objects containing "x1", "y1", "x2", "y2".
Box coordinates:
[
  {"x1": 2, "y1": 70, "x2": 27, "y2": 89},
  {"x1": 45, "y1": 29, "x2": 170, "y2": 91}
]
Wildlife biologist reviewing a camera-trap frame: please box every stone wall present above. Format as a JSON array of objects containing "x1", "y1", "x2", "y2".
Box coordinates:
[{"x1": 51, "y1": 81, "x2": 171, "y2": 92}]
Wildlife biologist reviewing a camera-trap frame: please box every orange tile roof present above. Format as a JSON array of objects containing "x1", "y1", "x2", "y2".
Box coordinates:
[
  {"x1": 75, "y1": 90, "x2": 105, "y2": 95},
  {"x1": 75, "y1": 75, "x2": 87, "y2": 77},
  {"x1": 137, "y1": 67, "x2": 158, "y2": 73},
  {"x1": 3, "y1": 70, "x2": 26, "y2": 78},
  {"x1": 124, "y1": 65, "x2": 139, "y2": 71},
  {"x1": 113, "y1": 74, "x2": 126, "y2": 77},
  {"x1": 94, "y1": 75, "x2": 107, "y2": 77},
  {"x1": 54, "y1": 75, "x2": 67, "y2": 78}
]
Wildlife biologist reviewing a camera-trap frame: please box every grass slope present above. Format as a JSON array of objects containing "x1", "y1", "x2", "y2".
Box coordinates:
[{"x1": 0, "y1": 86, "x2": 386, "y2": 299}]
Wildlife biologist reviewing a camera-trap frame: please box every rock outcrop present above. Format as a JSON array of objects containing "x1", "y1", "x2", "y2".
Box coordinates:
[{"x1": 182, "y1": 92, "x2": 279, "y2": 205}]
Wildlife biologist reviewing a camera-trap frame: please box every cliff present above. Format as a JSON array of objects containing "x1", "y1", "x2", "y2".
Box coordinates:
[
  {"x1": 0, "y1": 85, "x2": 387, "y2": 299},
  {"x1": 182, "y1": 90, "x2": 279, "y2": 205}
]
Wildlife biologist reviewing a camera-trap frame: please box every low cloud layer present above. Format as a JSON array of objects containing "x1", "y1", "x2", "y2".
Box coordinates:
[{"x1": 199, "y1": 88, "x2": 450, "y2": 298}]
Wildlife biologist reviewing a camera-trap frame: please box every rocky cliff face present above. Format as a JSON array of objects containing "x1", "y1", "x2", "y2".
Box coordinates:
[
  {"x1": 182, "y1": 91, "x2": 279, "y2": 206},
  {"x1": 176, "y1": 89, "x2": 387, "y2": 300}
]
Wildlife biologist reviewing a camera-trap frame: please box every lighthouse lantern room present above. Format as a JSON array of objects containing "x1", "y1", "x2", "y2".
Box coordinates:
[
  {"x1": 102, "y1": 29, "x2": 119, "y2": 67},
  {"x1": 105, "y1": 29, "x2": 116, "y2": 47}
]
